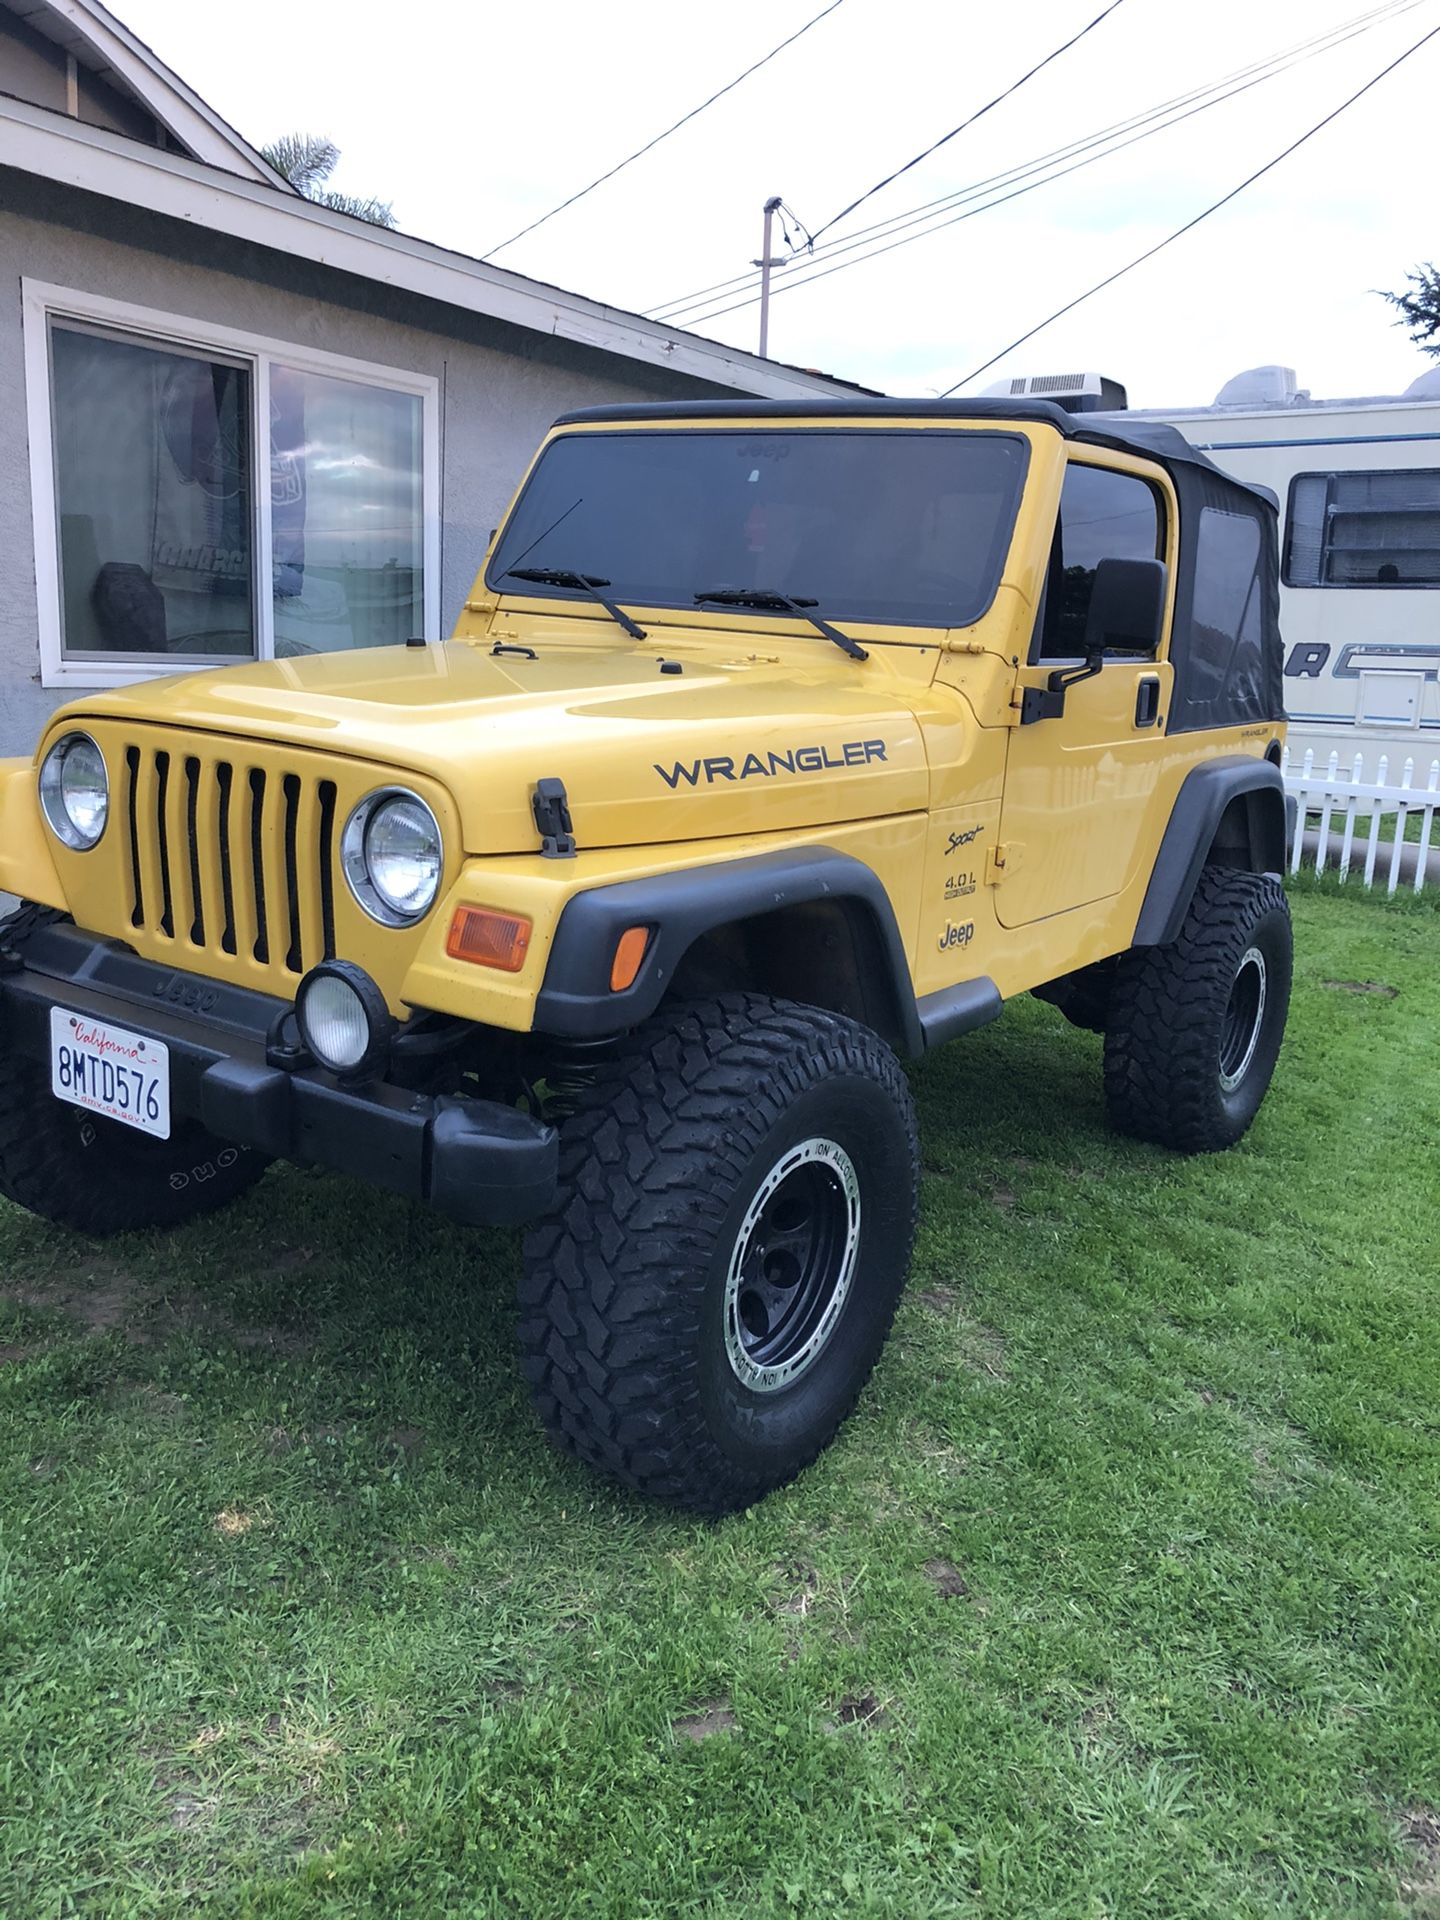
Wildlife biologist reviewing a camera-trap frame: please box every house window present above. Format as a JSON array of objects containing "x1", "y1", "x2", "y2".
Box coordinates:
[
  {"x1": 1285, "y1": 469, "x2": 1440, "y2": 587},
  {"x1": 26, "y1": 285, "x2": 439, "y2": 687},
  {"x1": 270, "y1": 366, "x2": 425, "y2": 656},
  {"x1": 52, "y1": 325, "x2": 257, "y2": 661},
  {"x1": 1035, "y1": 461, "x2": 1164, "y2": 658}
]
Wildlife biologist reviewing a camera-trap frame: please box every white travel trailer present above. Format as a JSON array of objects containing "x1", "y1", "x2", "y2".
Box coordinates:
[{"x1": 989, "y1": 367, "x2": 1440, "y2": 768}]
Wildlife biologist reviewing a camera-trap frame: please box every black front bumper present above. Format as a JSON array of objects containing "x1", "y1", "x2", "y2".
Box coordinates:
[{"x1": 0, "y1": 922, "x2": 558, "y2": 1227}]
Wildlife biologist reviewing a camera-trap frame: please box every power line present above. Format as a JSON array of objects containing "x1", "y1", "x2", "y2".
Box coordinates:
[
  {"x1": 803, "y1": 0, "x2": 1127, "y2": 250},
  {"x1": 480, "y1": 0, "x2": 847, "y2": 260},
  {"x1": 644, "y1": 0, "x2": 1418, "y2": 325},
  {"x1": 656, "y1": 0, "x2": 1418, "y2": 320},
  {"x1": 671, "y1": 0, "x2": 1423, "y2": 329},
  {"x1": 940, "y1": 19, "x2": 1440, "y2": 395}
]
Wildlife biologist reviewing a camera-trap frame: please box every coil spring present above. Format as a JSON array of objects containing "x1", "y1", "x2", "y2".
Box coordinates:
[{"x1": 538, "y1": 1036, "x2": 618, "y2": 1121}]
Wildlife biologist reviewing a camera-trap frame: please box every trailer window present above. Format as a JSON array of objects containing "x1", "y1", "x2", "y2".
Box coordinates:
[{"x1": 1285, "y1": 469, "x2": 1440, "y2": 587}]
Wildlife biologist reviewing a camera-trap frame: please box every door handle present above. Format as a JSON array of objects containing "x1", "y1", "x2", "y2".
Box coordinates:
[{"x1": 1135, "y1": 674, "x2": 1161, "y2": 728}]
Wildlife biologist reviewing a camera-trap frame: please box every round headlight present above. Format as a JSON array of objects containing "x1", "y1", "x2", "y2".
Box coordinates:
[
  {"x1": 296, "y1": 961, "x2": 394, "y2": 1080},
  {"x1": 39, "y1": 732, "x2": 109, "y2": 850},
  {"x1": 341, "y1": 789, "x2": 442, "y2": 927}
]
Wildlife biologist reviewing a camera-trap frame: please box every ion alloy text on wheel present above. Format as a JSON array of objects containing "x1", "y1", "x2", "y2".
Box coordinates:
[{"x1": 723, "y1": 1138, "x2": 862, "y2": 1393}]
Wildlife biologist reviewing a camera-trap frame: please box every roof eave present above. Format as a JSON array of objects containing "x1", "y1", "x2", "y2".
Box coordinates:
[{"x1": 0, "y1": 94, "x2": 874, "y2": 401}]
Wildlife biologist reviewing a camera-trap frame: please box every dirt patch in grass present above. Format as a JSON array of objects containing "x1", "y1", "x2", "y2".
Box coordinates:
[
  {"x1": 990, "y1": 1183, "x2": 1017, "y2": 1214},
  {"x1": 3, "y1": 1259, "x2": 310, "y2": 1355},
  {"x1": 673, "y1": 1702, "x2": 736, "y2": 1742},
  {"x1": 922, "y1": 1558, "x2": 970, "y2": 1600},
  {"x1": 909, "y1": 1284, "x2": 1008, "y2": 1377},
  {"x1": 913, "y1": 1285, "x2": 955, "y2": 1313},
  {"x1": 960, "y1": 1321, "x2": 1008, "y2": 1378},
  {"x1": 1323, "y1": 979, "x2": 1399, "y2": 998},
  {"x1": 825, "y1": 1693, "x2": 890, "y2": 1733},
  {"x1": 214, "y1": 1508, "x2": 265, "y2": 1539},
  {"x1": 1397, "y1": 1805, "x2": 1440, "y2": 1906},
  {"x1": 772, "y1": 1560, "x2": 819, "y2": 1619}
]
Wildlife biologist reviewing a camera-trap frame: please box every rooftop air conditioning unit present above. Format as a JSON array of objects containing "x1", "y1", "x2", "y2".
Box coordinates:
[
  {"x1": 979, "y1": 371, "x2": 1128, "y2": 413},
  {"x1": 1213, "y1": 365, "x2": 1302, "y2": 407}
]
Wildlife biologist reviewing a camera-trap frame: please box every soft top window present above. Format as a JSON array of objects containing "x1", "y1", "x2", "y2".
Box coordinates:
[{"x1": 488, "y1": 429, "x2": 1030, "y2": 631}]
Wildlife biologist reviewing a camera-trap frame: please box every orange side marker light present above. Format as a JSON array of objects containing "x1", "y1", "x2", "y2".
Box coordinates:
[
  {"x1": 447, "y1": 905, "x2": 532, "y2": 972},
  {"x1": 610, "y1": 925, "x2": 651, "y2": 993}
]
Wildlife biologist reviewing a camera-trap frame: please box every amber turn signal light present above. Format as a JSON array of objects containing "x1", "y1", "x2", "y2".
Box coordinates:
[
  {"x1": 447, "y1": 905, "x2": 531, "y2": 972},
  {"x1": 609, "y1": 925, "x2": 651, "y2": 993}
]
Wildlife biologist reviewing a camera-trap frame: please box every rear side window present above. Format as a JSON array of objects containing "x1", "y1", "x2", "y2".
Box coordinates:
[
  {"x1": 1187, "y1": 508, "x2": 1264, "y2": 711},
  {"x1": 1035, "y1": 462, "x2": 1164, "y2": 658},
  {"x1": 1285, "y1": 469, "x2": 1440, "y2": 587}
]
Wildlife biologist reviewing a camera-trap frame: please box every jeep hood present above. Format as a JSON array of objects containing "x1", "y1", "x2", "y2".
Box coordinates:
[{"x1": 62, "y1": 639, "x2": 931, "y2": 854}]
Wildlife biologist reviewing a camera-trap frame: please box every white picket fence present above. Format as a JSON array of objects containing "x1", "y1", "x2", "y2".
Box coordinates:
[{"x1": 1281, "y1": 745, "x2": 1440, "y2": 896}]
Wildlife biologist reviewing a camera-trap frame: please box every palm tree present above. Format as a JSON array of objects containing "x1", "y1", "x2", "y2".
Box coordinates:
[{"x1": 261, "y1": 133, "x2": 396, "y2": 229}]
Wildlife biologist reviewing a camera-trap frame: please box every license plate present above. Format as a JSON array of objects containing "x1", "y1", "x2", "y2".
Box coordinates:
[{"x1": 50, "y1": 1009, "x2": 171, "y2": 1140}]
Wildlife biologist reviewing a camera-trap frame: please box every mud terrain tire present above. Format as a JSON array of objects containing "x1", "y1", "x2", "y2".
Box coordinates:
[
  {"x1": 519, "y1": 995, "x2": 919, "y2": 1513},
  {"x1": 1103, "y1": 868, "x2": 1292, "y2": 1153}
]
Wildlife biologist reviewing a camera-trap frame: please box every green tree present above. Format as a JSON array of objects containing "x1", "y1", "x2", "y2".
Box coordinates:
[
  {"x1": 261, "y1": 133, "x2": 395, "y2": 228},
  {"x1": 1381, "y1": 261, "x2": 1440, "y2": 357}
]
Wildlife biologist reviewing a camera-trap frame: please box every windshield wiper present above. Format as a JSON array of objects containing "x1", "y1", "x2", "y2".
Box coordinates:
[
  {"x1": 693, "y1": 588, "x2": 868, "y2": 662},
  {"x1": 503, "y1": 567, "x2": 647, "y2": 641}
]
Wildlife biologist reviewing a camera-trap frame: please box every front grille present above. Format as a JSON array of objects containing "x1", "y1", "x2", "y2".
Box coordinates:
[{"x1": 122, "y1": 746, "x2": 338, "y2": 977}]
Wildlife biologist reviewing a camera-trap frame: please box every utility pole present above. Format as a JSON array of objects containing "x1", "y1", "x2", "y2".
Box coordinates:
[{"x1": 754, "y1": 195, "x2": 784, "y2": 359}]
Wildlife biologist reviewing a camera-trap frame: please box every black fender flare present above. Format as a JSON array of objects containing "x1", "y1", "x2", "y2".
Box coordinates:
[
  {"x1": 532, "y1": 847, "x2": 999, "y2": 1055},
  {"x1": 1133, "y1": 757, "x2": 1287, "y2": 948}
]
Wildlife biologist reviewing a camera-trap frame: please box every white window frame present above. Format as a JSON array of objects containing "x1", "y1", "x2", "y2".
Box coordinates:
[{"x1": 22, "y1": 279, "x2": 441, "y2": 689}]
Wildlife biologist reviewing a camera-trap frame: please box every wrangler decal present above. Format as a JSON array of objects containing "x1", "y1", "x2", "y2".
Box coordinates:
[{"x1": 654, "y1": 740, "x2": 887, "y2": 789}]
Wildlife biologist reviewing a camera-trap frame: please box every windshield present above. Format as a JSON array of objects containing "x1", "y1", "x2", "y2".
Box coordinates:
[{"x1": 487, "y1": 428, "x2": 1029, "y2": 630}]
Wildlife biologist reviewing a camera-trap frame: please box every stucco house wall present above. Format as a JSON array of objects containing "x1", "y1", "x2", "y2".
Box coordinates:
[{"x1": 0, "y1": 170, "x2": 732, "y2": 758}]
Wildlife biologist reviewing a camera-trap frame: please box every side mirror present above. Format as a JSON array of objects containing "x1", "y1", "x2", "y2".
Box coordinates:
[
  {"x1": 1022, "y1": 555, "x2": 1169, "y2": 725},
  {"x1": 1083, "y1": 556, "x2": 1167, "y2": 656}
]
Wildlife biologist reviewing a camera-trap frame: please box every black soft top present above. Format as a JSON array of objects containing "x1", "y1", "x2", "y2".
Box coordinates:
[{"x1": 552, "y1": 396, "x2": 1278, "y2": 511}]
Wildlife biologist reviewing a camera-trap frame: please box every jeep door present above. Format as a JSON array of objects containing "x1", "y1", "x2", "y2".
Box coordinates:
[{"x1": 995, "y1": 453, "x2": 1177, "y2": 927}]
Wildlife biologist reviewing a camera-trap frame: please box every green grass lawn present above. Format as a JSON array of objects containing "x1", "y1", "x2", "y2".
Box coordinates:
[{"x1": 2, "y1": 887, "x2": 1437, "y2": 1919}]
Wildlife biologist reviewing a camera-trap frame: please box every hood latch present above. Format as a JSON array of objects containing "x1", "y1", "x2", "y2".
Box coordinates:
[{"x1": 532, "y1": 777, "x2": 577, "y2": 859}]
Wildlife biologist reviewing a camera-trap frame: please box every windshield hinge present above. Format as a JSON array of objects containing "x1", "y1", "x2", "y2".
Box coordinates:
[
  {"x1": 532, "y1": 777, "x2": 576, "y2": 858},
  {"x1": 985, "y1": 843, "x2": 1020, "y2": 886}
]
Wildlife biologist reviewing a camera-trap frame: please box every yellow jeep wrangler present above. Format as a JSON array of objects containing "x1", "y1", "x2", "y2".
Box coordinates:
[{"x1": 0, "y1": 398, "x2": 1291, "y2": 1512}]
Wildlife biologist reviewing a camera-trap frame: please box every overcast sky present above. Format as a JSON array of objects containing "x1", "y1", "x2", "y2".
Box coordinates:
[{"x1": 118, "y1": 0, "x2": 1440, "y2": 407}]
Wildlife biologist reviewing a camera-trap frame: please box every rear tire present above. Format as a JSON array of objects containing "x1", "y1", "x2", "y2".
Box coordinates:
[
  {"x1": 518, "y1": 994, "x2": 920, "y2": 1513},
  {"x1": 1103, "y1": 867, "x2": 1291, "y2": 1153}
]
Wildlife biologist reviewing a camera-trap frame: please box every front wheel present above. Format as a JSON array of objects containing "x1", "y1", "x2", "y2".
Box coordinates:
[
  {"x1": 0, "y1": 1051, "x2": 268, "y2": 1236},
  {"x1": 1103, "y1": 867, "x2": 1292, "y2": 1153},
  {"x1": 518, "y1": 995, "x2": 920, "y2": 1513}
]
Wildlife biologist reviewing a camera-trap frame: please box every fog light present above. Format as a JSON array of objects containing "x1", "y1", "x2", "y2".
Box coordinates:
[{"x1": 296, "y1": 961, "x2": 393, "y2": 1080}]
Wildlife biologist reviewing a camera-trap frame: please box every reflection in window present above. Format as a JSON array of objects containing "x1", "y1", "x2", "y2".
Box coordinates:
[
  {"x1": 270, "y1": 368, "x2": 424, "y2": 654},
  {"x1": 1037, "y1": 463, "x2": 1162, "y2": 658},
  {"x1": 1188, "y1": 508, "x2": 1263, "y2": 710},
  {"x1": 51, "y1": 325, "x2": 254, "y2": 658},
  {"x1": 1285, "y1": 469, "x2": 1440, "y2": 587},
  {"x1": 487, "y1": 429, "x2": 1029, "y2": 629}
]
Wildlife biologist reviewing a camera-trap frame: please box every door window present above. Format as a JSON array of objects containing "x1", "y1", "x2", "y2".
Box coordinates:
[{"x1": 1035, "y1": 462, "x2": 1163, "y2": 659}]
